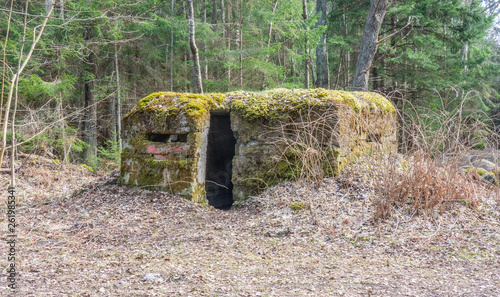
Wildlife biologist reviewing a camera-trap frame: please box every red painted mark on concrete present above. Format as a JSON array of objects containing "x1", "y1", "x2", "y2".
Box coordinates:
[
  {"x1": 146, "y1": 144, "x2": 189, "y2": 160},
  {"x1": 147, "y1": 145, "x2": 157, "y2": 154}
]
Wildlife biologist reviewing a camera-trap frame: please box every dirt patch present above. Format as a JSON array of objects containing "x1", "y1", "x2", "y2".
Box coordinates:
[{"x1": 1, "y1": 162, "x2": 499, "y2": 296}]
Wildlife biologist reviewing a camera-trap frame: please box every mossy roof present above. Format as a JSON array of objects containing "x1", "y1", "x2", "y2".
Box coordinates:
[{"x1": 124, "y1": 88, "x2": 395, "y2": 124}]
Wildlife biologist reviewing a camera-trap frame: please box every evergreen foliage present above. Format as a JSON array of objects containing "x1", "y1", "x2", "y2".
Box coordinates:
[{"x1": 0, "y1": 0, "x2": 498, "y2": 168}]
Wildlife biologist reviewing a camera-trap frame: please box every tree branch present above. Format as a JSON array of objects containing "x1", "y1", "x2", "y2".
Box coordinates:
[
  {"x1": 365, "y1": 27, "x2": 413, "y2": 74},
  {"x1": 377, "y1": 20, "x2": 414, "y2": 45}
]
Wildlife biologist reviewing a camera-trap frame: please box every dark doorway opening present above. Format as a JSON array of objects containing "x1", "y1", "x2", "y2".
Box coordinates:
[{"x1": 205, "y1": 114, "x2": 236, "y2": 209}]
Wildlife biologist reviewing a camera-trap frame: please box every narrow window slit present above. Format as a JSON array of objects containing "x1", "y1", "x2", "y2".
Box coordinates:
[{"x1": 148, "y1": 133, "x2": 188, "y2": 143}]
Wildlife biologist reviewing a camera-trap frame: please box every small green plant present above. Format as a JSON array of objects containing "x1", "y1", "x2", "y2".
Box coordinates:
[
  {"x1": 289, "y1": 201, "x2": 306, "y2": 211},
  {"x1": 97, "y1": 139, "x2": 121, "y2": 171},
  {"x1": 97, "y1": 140, "x2": 121, "y2": 163}
]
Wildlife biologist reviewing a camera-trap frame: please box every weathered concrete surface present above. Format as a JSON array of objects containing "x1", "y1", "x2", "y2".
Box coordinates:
[{"x1": 121, "y1": 89, "x2": 397, "y2": 205}]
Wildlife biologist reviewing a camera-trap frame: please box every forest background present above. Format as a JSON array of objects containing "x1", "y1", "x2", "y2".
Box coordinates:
[{"x1": 1, "y1": 0, "x2": 499, "y2": 170}]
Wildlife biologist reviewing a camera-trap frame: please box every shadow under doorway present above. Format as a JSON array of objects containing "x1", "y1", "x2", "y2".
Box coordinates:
[{"x1": 205, "y1": 113, "x2": 236, "y2": 209}]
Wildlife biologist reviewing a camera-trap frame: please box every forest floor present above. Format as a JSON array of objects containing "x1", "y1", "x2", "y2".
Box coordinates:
[{"x1": 1, "y1": 157, "x2": 500, "y2": 297}]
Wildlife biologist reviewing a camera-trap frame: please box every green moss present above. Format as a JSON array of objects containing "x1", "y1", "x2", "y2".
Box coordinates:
[
  {"x1": 137, "y1": 92, "x2": 169, "y2": 111},
  {"x1": 351, "y1": 91, "x2": 396, "y2": 113},
  {"x1": 124, "y1": 89, "x2": 395, "y2": 134},
  {"x1": 82, "y1": 164, "x2": 94, "y2": 173},
  {"x1": 290, "y1": 201, "x2": 306, "y2": 211},
  {"x1": 138, "y1": 165, "x2": 164, "y2": 187},
  {"x1": 229, "y1": 88, "x2": 395, "y2": 123},
  {"x1": 191, "y1": 183, "x2": 208, "y2": 206},
  {"x1": 124, "y1": 92, "x2": 228, "y2": 133}
]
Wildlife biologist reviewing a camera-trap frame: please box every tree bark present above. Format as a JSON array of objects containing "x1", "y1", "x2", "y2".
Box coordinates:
[
  {"x1": 352, "y1": 0, "x2": 388, "y2": 91},
  {"x1": 59, "y1": 0, "x2": 64, "y2": 19},
  {"x1": 83, "y1": 26, "x2": 98, "y2": 168},
  {"x1": 114, "y1": 42, "x2": 122, "y2": 151},
  {"x1": 201, "y1": 0, "x2": 208, "y2": 79},
  {"x1": 212, "y1": 0, "x2": 218, "y2": 24},
  {"x1": 239, "y1": 0, "x2": 243, "y2": 88},
  {"x1": 170, "y1": 0, "x2": 174, "y2": 90},
  {"x1": 221, "y1": 0, "x2": 225, "y2": 36},
  {"x1": 302, "y1": 0, "x2": 309, "y2": 89},
  {"x1": 343, "y1": 12, "x2": 350, "y2": 88},
  {"x1": 261, "y1": 0, "x2": 279, "y2": 89},
  {"x1": 226, "y1": 1, "x2": 231, "y2": 86},
  {"x1": 267, "y1": 0, "x2": 279, "y2": 50},
  {"x1": 315, "y1": 0, "x2": 329, "y2": 88},
  {"x1": 187, "y1": 0, "x2": 203, "y2": 94}
]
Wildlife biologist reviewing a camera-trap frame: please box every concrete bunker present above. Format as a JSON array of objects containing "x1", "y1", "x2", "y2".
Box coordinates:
[{"x1": 121, "y1": 89, "x2": 397, "y2": 207}]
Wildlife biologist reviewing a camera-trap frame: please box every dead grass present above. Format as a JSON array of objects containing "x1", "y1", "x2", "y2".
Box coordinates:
[
  {"x1": 342, "y1": 152, "x2": 486, "y2": 222},
  {"x1": 270, "y1": 105, "x2": 340, "y2": 183},
  {"x1": 1, "y1": 161, "x2": 499, "y2": 296}
]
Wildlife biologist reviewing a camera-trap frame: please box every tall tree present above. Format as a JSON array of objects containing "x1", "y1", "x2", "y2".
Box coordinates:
[
  {"x1": 82, "y1": 24, "x2": 98, "y2": 167},
  {"x1": 187, "y1": 0, "x2": 203, "y2": 93},
  {"x1": 226, "y1": 0, "x2": 231, "y2": 86},
  {"x1": 302, "y1": 0, "x2": 310, "y2": 89},
  {"x1": 201, "y1": 0, "x2": 208, "y2": 79},
  {"x1": 352, "y1": 0, "x2": 389, "y2": 91},
  {"x1": 212, "y1": 0, "x2": 218, "y2": 24},
  {"x1": 315, "y1": 0, "x2": 329, "y2": 88}
]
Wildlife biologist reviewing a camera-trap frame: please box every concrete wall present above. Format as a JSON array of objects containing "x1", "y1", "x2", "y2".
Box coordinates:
[{"x1": 121, "y1": 89, "x2": 397, "y2": 205}]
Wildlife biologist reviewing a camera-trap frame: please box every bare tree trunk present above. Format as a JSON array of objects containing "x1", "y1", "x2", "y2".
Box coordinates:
[
  {"x1": 372, "y1": 62, "x2": 378, "y2": 90},
  {"x1": 266, "y1": 0, "x2": 279, "y2": 52},
  {"x1": 60, "y1": 92, "x2": 68, "y2": 163},
  {"x1": 262, "y1": 0, "x2": 279, "y2": 89},
  {"x1": 344, "y1": 12, "x2": 350, "y2": 88},
  {"x1": 110, "y1": 69, "x2": 117, "y2": 148},
  {"x1": 0, "y1": 2, "x2": 53, "y2": 167},
  {"x1": 114, "y1": 42, "x2": 122, "y2": 151},
  {"x1": 45, "y1": 0, "x2": 53, "y2": 14},
  {"x1": 201, "y1": 0, "x2": 208, "y2": 79},
  {"x1": 212, "y1": 0, "x2": 218, "y2": 24},
  {"x1": 0, "y1": 0, "x2": 15, "y2": 138},
  {"x1": 315, "y1": 0, "x2": 329, "y2": 88},
  {"x1": 211, "y1": 0, "x2": 219, "y2": 80},
  {"x1": 83, "y1": 24, "x2": 98, "y2": 168},
  {"x1": 380, "y1": 56, "x2": 386, "y2": 91},
  {"x1": 302, "y1": 0, "x2": 310, "y2": 89},
  {"x1": 239, "y1": 0, "x2": 243, "y2": 88},
  {"x1": 201, "y1": 0, "x2": 207, "y2": 24},
  {"x1": 335, "y1": 50, "x2": 343, "y2": 88},
  {"x1": 83, "y1": 53, "x2": 98, "y2": 167},
  {"x1": 309, "y1": 55, "x2": 316, "y2": 85},
  {"x1": 352, "y1": 0, "x2": 388, "y2": 91},
  {"x1": 59, "y1": 0, "x2": 64, "y2": 19},
  {"x1": 170, "y1": 0, "x2": 174, "y2": 91},
  {"x1": 187, "y1": 0, "x2": 203, "y2": 94},
  {"x1": 221, "y1": 0, "x2": 225, "y2": 36},
  {"x1": 460, "y1": 0, "x2": 471, "y2": 73},
  {"x1": 10, "y1": 1, "x2": 28, "y2": 182},
  {"x1": 226, "y1": 1, "x2": 231, "y2": 86}
]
